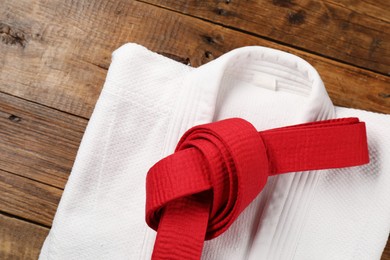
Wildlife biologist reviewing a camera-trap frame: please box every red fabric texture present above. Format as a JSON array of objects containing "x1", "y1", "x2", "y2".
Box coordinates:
[{"x1": 146, "y1": 117, "x2": 369, "y2": 259}]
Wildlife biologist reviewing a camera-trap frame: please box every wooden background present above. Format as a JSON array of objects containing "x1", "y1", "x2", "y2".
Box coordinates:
[{"x1": 0, "y1": 0, "x2": 389, "y2": 259}]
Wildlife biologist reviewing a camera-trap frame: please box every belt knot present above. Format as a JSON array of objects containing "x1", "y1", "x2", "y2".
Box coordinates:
[{"x1": 146, "y1": 118, "x2": 269, "y2": 240}]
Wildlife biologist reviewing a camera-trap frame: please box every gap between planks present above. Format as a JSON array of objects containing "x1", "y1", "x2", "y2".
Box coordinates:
[
  {"x1": 0, "y1": 0, "x2": 388, "y2": 119},
  {"x1": 137, "y1": 0, "x2": 390, "y2": 75},
  {"x1": 0, "y1": 213, "x2": 49, "y2": 260}
]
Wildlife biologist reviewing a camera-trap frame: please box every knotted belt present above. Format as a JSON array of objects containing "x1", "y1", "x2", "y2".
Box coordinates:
[{"x1": 146, "y1": 117, "x2": 369, "y2": 259}]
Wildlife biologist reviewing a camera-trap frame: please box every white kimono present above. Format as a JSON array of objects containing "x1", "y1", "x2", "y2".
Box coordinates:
[{"x1": 40, "y1": 44, "x2": 390, "y2": 260}]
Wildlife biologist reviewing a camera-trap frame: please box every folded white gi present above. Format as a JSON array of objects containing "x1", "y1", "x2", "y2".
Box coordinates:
[{"x1": 40, "y1": 43, "x2": 390, "y2": 260}]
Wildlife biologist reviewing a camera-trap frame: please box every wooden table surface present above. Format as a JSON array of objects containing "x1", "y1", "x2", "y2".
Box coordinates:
[{"x1": 0, "y1": 0, "x2": 389, "y2": 259}]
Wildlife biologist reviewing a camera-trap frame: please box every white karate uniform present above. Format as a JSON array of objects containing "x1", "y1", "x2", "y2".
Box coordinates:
[{"x1": 40, "y1": 44, "x2": 390, "y2": 260}]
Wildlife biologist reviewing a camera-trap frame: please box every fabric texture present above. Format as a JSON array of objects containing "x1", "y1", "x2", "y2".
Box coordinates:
[{"x1": 40, "y1": 43, "x2": 390, "y2": 260}]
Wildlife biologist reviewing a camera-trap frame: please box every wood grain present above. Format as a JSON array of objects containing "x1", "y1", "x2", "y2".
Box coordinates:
[
  {"x1": 0, "y1": 169, "x2": 62, "y2": 227},
  {"x1": 325, "y1": 0, "x2": 390, "y2": 23},
  {"x1": 141, "y1": 0, "x2": 390, "y2": 75},
  {"x1": 383, "y1": 237, "x2": 390, "y2": 260},
  {"x1": 0, "y1": 0, "x2": 388, "y2": 119},
  {"x1": 0, "y1": 92, "x2": 87, "y2": 188},
  {"x1": 0, "y1": 214, "x2": 48, "y2": 260}
]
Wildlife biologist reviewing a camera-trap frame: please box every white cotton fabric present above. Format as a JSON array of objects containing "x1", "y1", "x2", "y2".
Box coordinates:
[{"x1": 39, "y1": 43, "x2": 390, "y2": 260}]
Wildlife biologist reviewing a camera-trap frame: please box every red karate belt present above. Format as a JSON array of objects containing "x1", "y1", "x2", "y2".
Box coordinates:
[{"x1": 146, "y1": 117, "x2": 369, "y2": 259}]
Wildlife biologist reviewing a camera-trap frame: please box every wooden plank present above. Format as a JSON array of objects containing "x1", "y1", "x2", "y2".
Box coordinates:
[
  {"x1": 0, "y1": 0, "x2": 388, "y2": 119},
  {"x1": 0, "y1": 92, "x2": 87, "y2": 188},
  {"x1": 0, "y1": 169, "x2": 62, "y2": 227},
  {"x1": 0, "y1": 214, "x2": 48, "y2": 260},
  {"x1": 141, "y1": 0, "x2": 390, "y2": 75},
  {"x1": 325, "y1": 0, "x2": 390, "y2": 23},
  {"x1": 383, "y1": 237, "x2": 390, "y2": 260}
]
